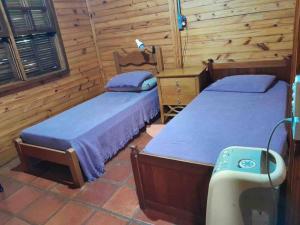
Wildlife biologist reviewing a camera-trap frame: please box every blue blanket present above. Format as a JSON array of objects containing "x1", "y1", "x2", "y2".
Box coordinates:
[
  {"x1": 22, "y1": 88, "x2": 159, "y2": 181},
  {"x1": 144, "y1": 81, "x2": 288, "y2": 165}
]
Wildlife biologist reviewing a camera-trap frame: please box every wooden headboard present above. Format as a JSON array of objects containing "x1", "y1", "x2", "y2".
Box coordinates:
[
  {"x1": 207, "y1": 59, "x2": 292, "y2": 83},
  {"x1": 113, "y1": 46, "x2": 164, "y2": 74}
]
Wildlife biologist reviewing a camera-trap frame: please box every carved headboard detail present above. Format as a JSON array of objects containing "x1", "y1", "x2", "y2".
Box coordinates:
[{"x1": 113, "y1": 46, "x2": 164, "y2": 74}]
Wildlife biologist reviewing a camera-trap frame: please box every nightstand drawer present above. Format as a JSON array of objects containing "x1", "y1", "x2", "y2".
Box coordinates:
[
  {"x1": 160, "y1": 77, "x2": 197, "y2": 96},
  {"x1": 162, "y1": 94, "x2": 196, "y2": 105}
]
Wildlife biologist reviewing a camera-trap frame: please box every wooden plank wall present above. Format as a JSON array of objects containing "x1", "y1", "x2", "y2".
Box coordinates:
[
  {"x1": 0, "y1": 0, "x2": 104, "y2": 166},
  {"x1": 86, "y1": 0, "x2": 178, "y2": 81},
  {"x1": 181, "y1": 0, "x2": 296, "y2": 66},
  {"x1": 86, "y1": 0, "x2": 296, "y2": 76}
]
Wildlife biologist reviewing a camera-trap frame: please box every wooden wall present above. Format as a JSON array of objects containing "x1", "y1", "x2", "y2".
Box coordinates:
[
  {"x1": 181, "y1": 0, "x2": 296, "y2": 66},
  {"x1": 86, "y1": 0, "x2": 179, "y2": 81},
  {"x1": 0, "y1": 0, "x2": 104, "y2": 166},
  {"x1": 85, "y1": 0, "x2": 296, "y2": 76}
]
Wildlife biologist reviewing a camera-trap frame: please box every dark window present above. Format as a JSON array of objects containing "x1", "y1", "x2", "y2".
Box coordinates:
[
  {"x1": 4, "y1": 0, "x2": 55, "y2": 35},
  {"x1": 0, "y1": 38, "x2": 17, "y2": 85},
  {"x1": 16, "y1": 34, "x2": 60, "y2": 77},
  {"x1": 0, "y1": 0, "x2": 68, "y2": 94}
]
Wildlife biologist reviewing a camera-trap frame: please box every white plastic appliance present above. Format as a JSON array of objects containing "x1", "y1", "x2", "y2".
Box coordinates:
[{"x1": 206, "y1": 146, "x2": 286, "y2": 225}]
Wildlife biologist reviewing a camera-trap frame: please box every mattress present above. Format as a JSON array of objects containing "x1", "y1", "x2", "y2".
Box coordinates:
[
  {"x1": 21, "y1": 87, "x2": 159, "y2": 181},
  {"x1": 144, "y1": 81, "x2": 289, "y2": 165}
]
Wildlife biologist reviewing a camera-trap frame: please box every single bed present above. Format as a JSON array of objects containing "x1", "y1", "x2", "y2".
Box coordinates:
[
  {"x1": 130, "y1": 59, "x2": 292, "y2": 224},
  {"x1": 145, "y1": 80, "x2": 288, "y2": 163},
  {"x1": 15, "y1": 46, "x2": 164, "y2": 187}
]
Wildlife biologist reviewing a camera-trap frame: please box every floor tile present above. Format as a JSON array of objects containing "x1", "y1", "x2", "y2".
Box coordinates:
[
  {"x1": 31, "y1": 176, "x2": 57, "y2": 190},
  {"x1": 134, "y1": 209, "x2": 177, "y2": 225},
  {"x1": 85, "y1": 211, "x2": 128, "y2": 225},
  {"x1": 0, "y1": 186, "x2": 42, "y2": 214},
  {"x1": 0, "y1": 176, "x2": 23, "y2": 201},
  {"x1": 146, "y1": 124, "x2": 165, "y2": 138},
  {"x1": 102, "y1": 162, "x2": 132, "y2": 183},
  {"x1": 5, "y1": 217, "x2": 30, "y2": 225},
  {"x1": 45, "y1": 202, "x2": 94, "y2": 225},
  {"x1": 6, "y1": 170, "x2": 38, "y2": 184},
  {"x1": 0, "y1": 210, "x2": 12, "y2": 225},
  {"x1": 3, "y1": 162, "x2": 48, "y2": 184},
  {"x1": 0, "y1": 159, "x2": 21, "y2": 176},
  {"x1": 103, "y1": 186, "x2": 139, "y2": 217},
  {"x1": 134, "y1": 133, "x2": 152, "y2": 149},
  {"x1": 75, "y1": 181, "x2": 118, "y2": 207},
  {"x1": 50, "y1": 183, "x2": 84, "y2": 198},
  {"x1": 20, "y1": 193, "x2": 66, "y2": 225},
  {"x1": 115, "y1": 148, "x2": 131, "y2": 162},
  {"x1": 106, "y1": 149, "x2": 131, "y2": 170},
  {"x1": 105, "y1": 158, "x2": 116, "y2": 170},
  {"x1": 130, "y1": 222, "x2": 151, "y2": 225},
  {"x1": 126, "y1": 175, "x2": 136, "y2": 188}
]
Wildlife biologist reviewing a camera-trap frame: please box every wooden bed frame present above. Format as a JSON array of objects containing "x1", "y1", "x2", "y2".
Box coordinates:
[
  {"x1": 14, "y1": 46, "x2": 163, "y2": 188},
  {"x1": 130, "y1": 59, "x2": 292, "y2": 224}
]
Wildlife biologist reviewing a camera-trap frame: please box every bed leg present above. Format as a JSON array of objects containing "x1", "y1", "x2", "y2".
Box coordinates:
[
  {"x1": 66, "y1": 148, "x2": 84, "y2": 188},
  {"x1": 159, "y1": 105, "x2": 165, "y2": 124},
  {"x1": 130, "y1": 145, "x2": 146, "y2": 209},
  {"x1": 14, "y1": 138, "x2": 31, "y2": 171}
]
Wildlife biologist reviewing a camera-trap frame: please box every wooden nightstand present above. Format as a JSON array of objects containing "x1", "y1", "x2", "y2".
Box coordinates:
[{"x1": 157, "y1": 66, "x2": 207, "y2": 123}]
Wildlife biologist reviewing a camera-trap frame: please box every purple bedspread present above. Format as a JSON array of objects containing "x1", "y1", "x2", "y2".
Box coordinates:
[
  {"x1": 144, "y1": 81, "x2": 288, "y2": 165},
  {"x1": 21, "y1": 87, "x2": 159, "y2": 181}
]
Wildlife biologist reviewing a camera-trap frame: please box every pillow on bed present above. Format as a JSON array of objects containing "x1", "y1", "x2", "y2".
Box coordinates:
[
  {"x1": 141, "y1": 77, "x2": 157, "y2": 91},
  {"x1": 105, "y1": 70, "x2": 153, "y2": 91},
  {"x1": 205, "y1": 75, "x2": 276, "y2": 93}
]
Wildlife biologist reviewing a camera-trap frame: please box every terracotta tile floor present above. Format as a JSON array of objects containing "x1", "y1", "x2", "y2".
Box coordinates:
[{"x1": 0, "y1": 129, "x2": 192, "y2": 225}]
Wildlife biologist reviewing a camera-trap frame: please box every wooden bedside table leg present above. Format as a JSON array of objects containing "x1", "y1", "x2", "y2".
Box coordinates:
[
  {"x1": 160, "y1": 104, "x2": 165, "y2": 124},
  {"x1": 157, "y1": 78, "x2": 165, "y2": 124}
]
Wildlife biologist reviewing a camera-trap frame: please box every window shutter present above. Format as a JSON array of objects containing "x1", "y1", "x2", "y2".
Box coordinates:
[
  {"x1": 28, "y1": 0, "x2": 46, "y2": 7},
  {"x1": 7, "y1": 9, "x2": 34, "y2": 35},
  {"x1": 31, "y1": 9, "x2": 53, "y2": 31},
  {"x1": 0, "y1": 39, "x2": 16, "y2": 85},
  {"x1": 34, "y1": 34, "x2": 60, "y2": 73},
  {"x1": 0, "y1": 10, "x2": 9, "y2": 37},
  {"x1": 4, "y1": 0, "x2": 45, "y2": 7},
  {"x1": 16, "y1": 34, "x2": 60, "y2": 78},
  {"x1": 0, "y1": 23, "x2": 8, "y2": 37},
  {"x1": 4, "y1": 0, "x2": 54, "y2": 35},
  {"x1": 4, "y1": 0, "x2": 23, "y2": 7}
]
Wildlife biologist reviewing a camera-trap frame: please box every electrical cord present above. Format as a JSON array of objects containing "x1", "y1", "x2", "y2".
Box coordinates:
[
  {"x1": 265, "y1": 118, "x2": 292, "y2": 224},
  {"x1": 182, "y1": 23, "x2": 189, "y2": 66},
  {"x1": 143, "y1": 46, "x2": 158, "y2": 73},
  {"x1": 150, "y1": 51, "x2": 159, "y2": 74},
  {"x1": 266, "y1": 118, "x2": 292, "y2": 189}
]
